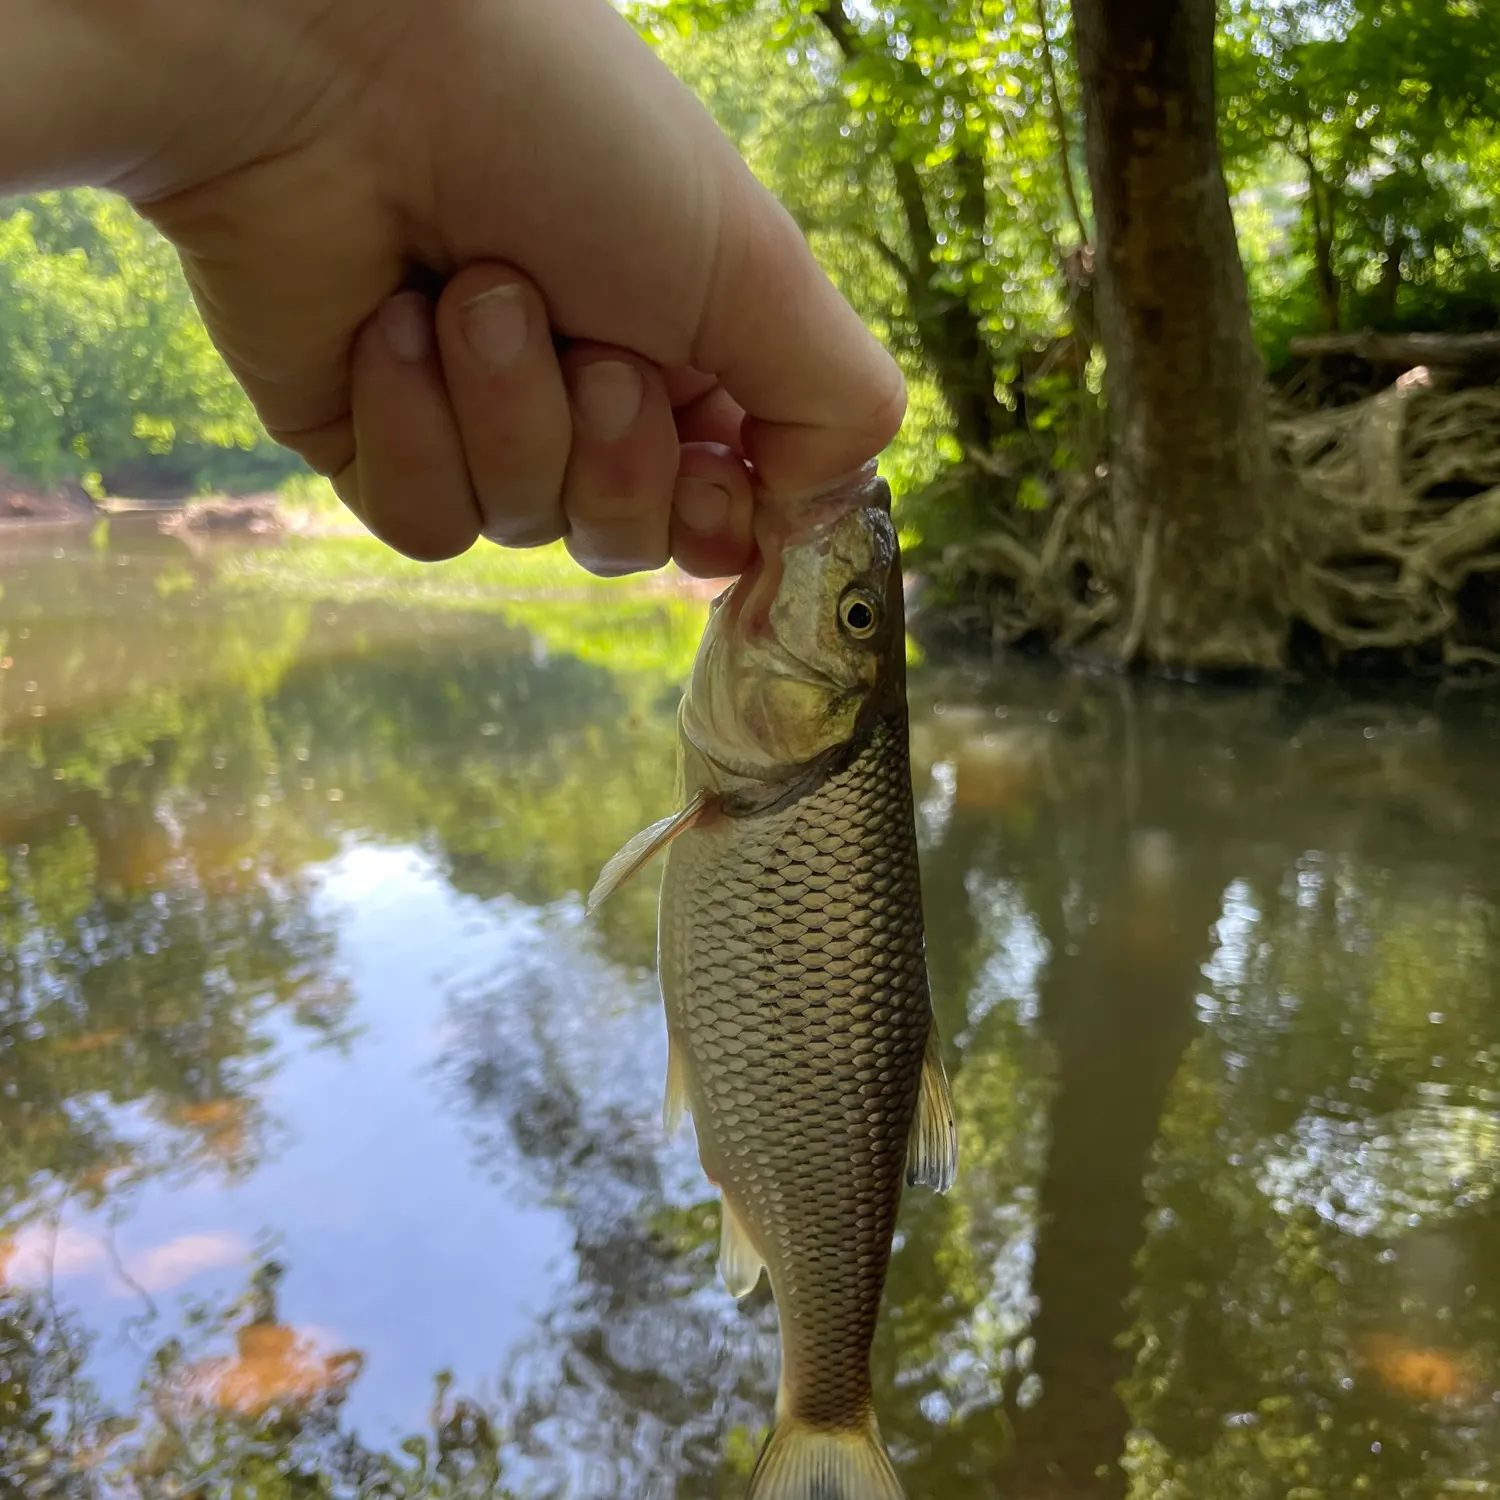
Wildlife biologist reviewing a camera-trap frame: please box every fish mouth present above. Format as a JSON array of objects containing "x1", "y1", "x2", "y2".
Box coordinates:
[
  {"x1": 777, "y1": 465, "x2": 892, "y2": 542},
  {"x1": 728, "y1": 469, "x2": 892, "y2": 642},
  {"x1": 762, "y1": 638, "x2": 859, "y2": 696}
]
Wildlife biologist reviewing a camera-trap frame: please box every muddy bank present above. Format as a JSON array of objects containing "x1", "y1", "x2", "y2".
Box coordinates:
[
  {"x1": 1, "y1": 489, "x2": 366, "y2": 542},
  {"x1": 0, "y1": 467, "x2": 97, "y2": 524},
  {"x1": 158, "y1": 495, "x2": 285, "y2": 537}
]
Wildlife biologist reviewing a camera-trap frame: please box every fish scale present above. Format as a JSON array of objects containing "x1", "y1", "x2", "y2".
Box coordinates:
[{"x1": 659, "y1": 712, "x2": 931, "y2": 1432}]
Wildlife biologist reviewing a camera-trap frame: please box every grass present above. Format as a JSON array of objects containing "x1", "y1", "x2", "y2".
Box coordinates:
[
  {"x1": 219, "y1": 533, "x2": 711, "y2": 680},
  {"x1": 229, "y1": 484, "x2": 921, "y2": 678},
  {"x1": 268, "y1": 474, "x2": 713, "y2": 596},
  {"x1": 276, "y1": 471, "x2": 348, "y2": 519},
  {"x1": 222, "y1": 529, "x2": 713, "y2": 600}
]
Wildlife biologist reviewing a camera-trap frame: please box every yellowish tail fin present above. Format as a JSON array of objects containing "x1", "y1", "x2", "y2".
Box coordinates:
[{"x1": 745, "y1": 1412, "x2": 905, "y2": 1500}]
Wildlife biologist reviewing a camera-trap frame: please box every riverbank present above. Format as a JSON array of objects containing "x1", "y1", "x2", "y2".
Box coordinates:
[
  {"x1": 0, "y1": 466, "x2": 95, "y2": 524},
  {"x1": 0, "y1": 486, "x2": 722, "y2": 620},
  {"x1": 0, "y1": 483, "x2": 367, "y2": 539}
]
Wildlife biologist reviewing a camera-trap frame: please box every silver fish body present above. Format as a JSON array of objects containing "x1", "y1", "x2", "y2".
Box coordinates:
[
  {"x1": 591, "y1": 472, "x2": 954, "y2": 1500},
  {"x1": 660, "y1": 711, "x2": 929, "y2": 1423}
]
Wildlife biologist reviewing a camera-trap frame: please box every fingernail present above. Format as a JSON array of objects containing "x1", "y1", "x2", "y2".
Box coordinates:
[
  {"x1": 573, "y1": 361, "x2": 643, "y2": 442},
  {"x1": 462, "y1": 284, "x2": 528, "y2": 370},
  {"x1": 567, "y1": 526, "x2": 664, "y2": 577},
  {"x1": 482, "y1": 514, "x2": 564, "y2": 549},
  {"x1": 674, "y1": 478, "x2": 731, "y2": 534},
  {"x1": 380, "y1": 293, "x2": 432, "y2": 363},
  {"x1": 764, "y1": 464, "x2": 879, "y2": 507},
  {"x1": 572, "y1": 552, "x2": 655, "y2": 578}
]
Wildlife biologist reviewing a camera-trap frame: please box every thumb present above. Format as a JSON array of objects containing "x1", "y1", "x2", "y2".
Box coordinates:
[{"x1": 696, "y1": 180, "x2": 907, "y2": 496}]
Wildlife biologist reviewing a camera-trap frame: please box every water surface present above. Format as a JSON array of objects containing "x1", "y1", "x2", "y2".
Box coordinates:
[{"x1": 3, "y1": 525, "x2": 1500, "y2": 1497}]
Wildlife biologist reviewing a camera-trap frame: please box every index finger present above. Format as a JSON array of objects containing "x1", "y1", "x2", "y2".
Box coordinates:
[{"x1": 693, "y1": 186, "x2": 907, "y2": 497}]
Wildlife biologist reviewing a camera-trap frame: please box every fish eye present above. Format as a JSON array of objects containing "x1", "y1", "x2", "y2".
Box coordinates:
[{"x1": 838, "y1": 589, "x2": 881, "y2": 640}]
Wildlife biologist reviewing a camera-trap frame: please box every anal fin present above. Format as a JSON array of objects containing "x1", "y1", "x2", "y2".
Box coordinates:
[
  {"x1": 663, "y1": 1033, "x2": 691, "y2": 1136},
  {"x1": 719, "y1": 1195, "x2": 766, "y2": 1299},
  {"x1": 586, "y1": 791, "x2": 711, "y2": 913},
  {"x1": 906, "y1": 1022, "x2": 958, "y2": 1194}
]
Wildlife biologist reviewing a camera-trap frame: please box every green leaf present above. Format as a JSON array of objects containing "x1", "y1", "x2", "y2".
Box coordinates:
[{"x1": 1017, "y1": 475, "x2": 1050, "y2": 511}]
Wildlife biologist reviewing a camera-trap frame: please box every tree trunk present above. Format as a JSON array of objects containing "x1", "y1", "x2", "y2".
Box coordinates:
[
  {"x1": 888, "y1": 153, "x2": 1011, "y2": 454},
  {"x1": 812, "y1": 2, "x2": 1011, "y2": 456},
  {"x1": 1303, "y1": 153, "x2": 1341, "y2": 333},
  {"x1": 1073, "y1": 0, "x2": 1290, "y2": 670},
  {"x1": 1374, "y1": 233, "x2": 1405, "y2": 326}
]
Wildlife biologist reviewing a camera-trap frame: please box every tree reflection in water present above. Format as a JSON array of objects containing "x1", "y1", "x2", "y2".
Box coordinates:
[{"x1": 4, "y1": 537, "x2": 1500, "y2": 1496}]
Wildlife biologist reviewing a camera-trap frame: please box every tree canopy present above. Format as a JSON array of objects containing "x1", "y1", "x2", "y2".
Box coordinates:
[
  {"x1": 1218, "y1": 0, "x2": 1500, "y2": 343},
  {"x1": 2, "y1": 4, "x2": 1495, "y2": 514},
  {"x1": 0, "y1": 189, "x2": 299, "y2": 496}
]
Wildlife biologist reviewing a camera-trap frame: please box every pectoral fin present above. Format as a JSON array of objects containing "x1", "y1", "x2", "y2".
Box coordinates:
[
  {"x1": 906, "y1": 1023, "x2": 958, "y2": 1194},
  {"x1": 586, "y1": 791, "x2": 711, "y2": 913},
  {"x1": 719, "y1": 1195, "x2": 766, "y2": 1299}
]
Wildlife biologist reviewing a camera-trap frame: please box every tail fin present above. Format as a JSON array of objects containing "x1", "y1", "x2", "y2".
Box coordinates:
[{"x1": 745, "y1": 1412, "x2": 906, "y2": 1500}]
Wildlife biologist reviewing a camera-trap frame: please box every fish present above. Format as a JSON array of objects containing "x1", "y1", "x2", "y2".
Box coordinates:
[{"x1": 590, "y1": 465, "x2": 956, "y2": 1500}]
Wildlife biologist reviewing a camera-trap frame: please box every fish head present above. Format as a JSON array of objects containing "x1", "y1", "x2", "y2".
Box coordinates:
[{"x1": 682, "y1": 466, "x2": 903, "y2": 786}]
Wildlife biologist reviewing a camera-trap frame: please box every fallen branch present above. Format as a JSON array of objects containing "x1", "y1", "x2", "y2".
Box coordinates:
[{"x1": 1290, "y1": 331, "x2": 1500, "y2": 368}]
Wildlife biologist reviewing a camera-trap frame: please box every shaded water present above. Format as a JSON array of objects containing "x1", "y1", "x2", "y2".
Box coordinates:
[{"x1": 4, "y1": 524, "x2": 1500, "y2": 1498}]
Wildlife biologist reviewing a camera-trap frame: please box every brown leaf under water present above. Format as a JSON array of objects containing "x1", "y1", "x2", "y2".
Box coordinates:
[
  {"x1": 178, "y1": 1322, "x2": 362, "y2": 1417},
  {"x1": 54, "y1": 1028, "x2": 129, "y2": 1056},
  {"x1": 170, "y1": 1100, "x2": 242, "y2": 1129},
  {"x1": 74, "y1": 1148, "x2": 137, "y2": 1197},
  {"x1": 1360, "y1": 1332, "x2": 1482, "y2": 1404},
  {"x1": 167, "y1": 1097, "x2": 250, "y2": 1161}
]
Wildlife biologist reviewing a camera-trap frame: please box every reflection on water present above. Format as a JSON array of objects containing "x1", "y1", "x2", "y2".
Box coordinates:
[{"x1": 4, "y1": 526, "x2": 1500, "y2": 1497}]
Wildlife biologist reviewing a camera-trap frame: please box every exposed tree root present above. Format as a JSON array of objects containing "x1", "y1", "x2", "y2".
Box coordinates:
[{"x1": 920, "y1": 369, "x2": 1500, "y2": 675}]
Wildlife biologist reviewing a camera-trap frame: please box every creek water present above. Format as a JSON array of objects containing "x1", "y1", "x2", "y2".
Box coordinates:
[{"x1": 3, "y1": 523, "x2": 1499, "y2": 1497}]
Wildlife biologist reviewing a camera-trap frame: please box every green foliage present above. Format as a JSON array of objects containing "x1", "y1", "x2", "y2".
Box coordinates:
[
  {"x1": 0, "y1": 189, "x2": 279, "y2": 491},
  {"x1": 276, "y1": 471, "x2": 347, "y2": 520},
  {"x1": 0, "y1": 6, "x2": 1495, "y2": 531},
  {"x1": 1218, "y1": 0, "x2": 1500, "y2": 353},
  {"x1": 637, "y1": 0, "x2": 1500, "y2": 498},
  {"x1": 635, "y1": 0, "x2": 1092, "y2": 502}
]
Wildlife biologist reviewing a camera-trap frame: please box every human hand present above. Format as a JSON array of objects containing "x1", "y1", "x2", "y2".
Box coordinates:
[{"x1": 1, "y1": 0, "x2": 905, "y2": 576}]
